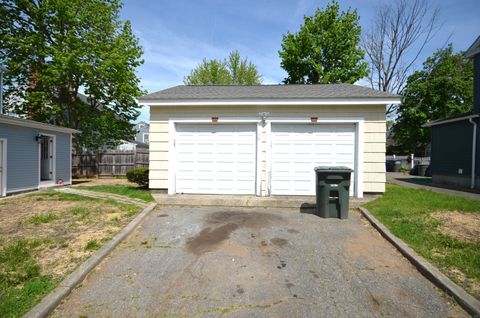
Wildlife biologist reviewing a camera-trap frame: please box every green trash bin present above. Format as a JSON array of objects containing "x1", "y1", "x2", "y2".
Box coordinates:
[{"x1": 314, "y1": 166, "x2": 353, "y2": 219}]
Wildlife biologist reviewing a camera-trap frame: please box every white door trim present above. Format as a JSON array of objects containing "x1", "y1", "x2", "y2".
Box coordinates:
[
  {"x1": 266, "y1": 117, "x2": 364, "y2": 198},
  {"x1": 0, "y1": 138, "x2": 7, "y2": 196},
  {"x1": 168, "y1": 117, "x2": 261, "y2": 196},
  {"x1": 38, "y1": 133, "x2": 56, "y2": 185}
]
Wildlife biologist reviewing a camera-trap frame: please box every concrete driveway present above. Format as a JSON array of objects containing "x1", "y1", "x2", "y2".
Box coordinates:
[{"x1": 53, "y1": 207, "x2": 465, "y2": 317}]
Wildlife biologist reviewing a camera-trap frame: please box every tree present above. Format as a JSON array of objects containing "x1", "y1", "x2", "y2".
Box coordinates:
[
  {"x1": 184, "y1": 51, "x2": 262, "y2": 85},
  {"x1": 393, "y1": 46, "x2": 473, "y2": 154},
  {"x1": 0, "y1": 0, "x2": 144, "y2": 150},
  {"x1": 278, "y1": 0, "x2": 368, "y2": 84},
  {"x1": 362, "y1": 0, "x2": 440, "y2": 114}
]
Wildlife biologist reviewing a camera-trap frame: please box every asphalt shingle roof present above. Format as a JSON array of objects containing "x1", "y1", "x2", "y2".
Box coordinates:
[{"x1": 139, "y1": 84, "x2": 399, "y2": 100}]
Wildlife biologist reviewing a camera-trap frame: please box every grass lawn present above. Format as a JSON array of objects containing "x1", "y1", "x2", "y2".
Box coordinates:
[
  {"x1": 76, "y1": 184, "x2": 153, "y2": 202},
  {"x1": 0, "y1": 190, "x2": 141, "y2": 317},
  {"x1": 363, "y1": 184, "x2": 480, "y2": 299}
]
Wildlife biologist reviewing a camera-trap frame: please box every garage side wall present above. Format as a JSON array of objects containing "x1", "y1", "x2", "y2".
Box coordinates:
[{"x1": 149, "y1": 105, "x2": 386, "y2": 194}]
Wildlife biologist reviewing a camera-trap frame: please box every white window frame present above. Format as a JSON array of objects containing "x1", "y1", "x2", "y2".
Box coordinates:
[
  {"x1": 168, "y1": 117, "x2": 261, "y2": 196},
  {"x1": 0, "y1": 138, "x2": 7, "y2": 196},
  {"x1": 266, "y1": 117, "x2": 364, "y2": 198},
  {"x1": 38, "y1": 133, "x2": 56, "y2": 186},
  {"x1": 143, "y1": 133, "x2": 149, "y2": 143}
]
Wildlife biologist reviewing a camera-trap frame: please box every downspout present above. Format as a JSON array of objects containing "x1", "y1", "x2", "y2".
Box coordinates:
[{"x1": 469, "y1": 118, "x2": 477, "y2": 189}]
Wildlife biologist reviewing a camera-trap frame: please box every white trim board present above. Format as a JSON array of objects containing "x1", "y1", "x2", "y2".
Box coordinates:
[
  {"x1": 0, "y1": 138, "x2": 7, "y2": 196},
  {"x1": 141, "y1": 98, "x2": 400, "y2": 107},
  {"x1": 0, "y1": 115, "x2": 79, "y2": 134},
  {"x1": 38, "y1": 133, "x2": 56, "y2": 184},
  {"x1": 422, "y1": 114, "x2": 480, "y2": 127}
]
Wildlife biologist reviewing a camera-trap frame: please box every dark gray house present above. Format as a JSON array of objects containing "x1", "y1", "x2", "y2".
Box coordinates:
[
  {"x1": 0, "y1": 115, "x2": 79, "y2": 196},
  {"x1": 423, "y1": 36, "x2": 480, "y2": 190}
]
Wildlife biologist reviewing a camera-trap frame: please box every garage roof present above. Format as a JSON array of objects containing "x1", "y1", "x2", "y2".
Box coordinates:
[{"x1": 140, "y1": 84, "x2": 399, "y2": 101}]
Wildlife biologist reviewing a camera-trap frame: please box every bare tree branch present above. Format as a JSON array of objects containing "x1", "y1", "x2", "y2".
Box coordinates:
[{"x1": 362, "y1": 0, "x2": 441, "y2": 115}]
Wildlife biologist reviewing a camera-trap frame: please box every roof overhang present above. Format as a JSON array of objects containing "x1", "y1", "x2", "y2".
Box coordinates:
[
  {"x1": 465, "y1": 36, "x2": 480, "y2": 59},
  {"x1": 0, "y1": 115, "x2": 80, "y2": 134},
  {"x1": 139, "y1": 97, "x2": 401, "y2": 107},
  {"x1": 422, "y1": 113, "x2": 480, "y2": 127}
]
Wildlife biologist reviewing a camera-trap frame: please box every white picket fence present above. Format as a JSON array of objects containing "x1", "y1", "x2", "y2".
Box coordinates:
[{"x1": 386, "y1": 155, "x2": 430, "y2": 169}]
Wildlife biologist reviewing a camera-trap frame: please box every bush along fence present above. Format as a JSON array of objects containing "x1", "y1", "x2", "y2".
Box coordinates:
[{"x1": 72, "y1": 148, "x2": 149, "y2": 178}]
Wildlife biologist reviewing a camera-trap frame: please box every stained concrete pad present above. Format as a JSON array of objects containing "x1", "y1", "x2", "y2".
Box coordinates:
[{"x1": 52, "y1": 207, "x2": 466, "y2": 317}]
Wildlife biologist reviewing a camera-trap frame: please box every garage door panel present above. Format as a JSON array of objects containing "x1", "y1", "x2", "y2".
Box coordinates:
[
  {"x1": 175, "y1": 124, "x2": 257, "y2": 195},
  {"x1": 271, "y1": 123, "x2": 355, "y2": 196}
]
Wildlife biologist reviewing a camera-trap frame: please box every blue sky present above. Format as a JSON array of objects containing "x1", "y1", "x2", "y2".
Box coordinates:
[{"x1": 121, "y1": 0, "x2": 480, "y2": 123}]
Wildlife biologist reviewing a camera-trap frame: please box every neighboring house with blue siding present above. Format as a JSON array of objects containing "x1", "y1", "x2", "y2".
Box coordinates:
[
  {"x1": 0, "y1": 114, "x2": 79, "y2": 196},
  {"x1": 112, "y1": 121, "x2": 149, "y2": 151},
  {"x1": 423, "y1": 36, "x2": 480, "y2": 190}
]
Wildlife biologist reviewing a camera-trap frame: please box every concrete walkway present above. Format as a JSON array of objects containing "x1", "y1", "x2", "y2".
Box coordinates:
[
  {"x1": 52, "y1": 206, "x2": 466, "y2": 317},
  {"x1": 55, "y1": 187, "x2": 150, "y2": 208},
  {"x1": 153, "y1": 193, "x2": 378, "y2": 210},
  {"x1": 387, "y1": 172, "x2": 480, "y2": 201}
]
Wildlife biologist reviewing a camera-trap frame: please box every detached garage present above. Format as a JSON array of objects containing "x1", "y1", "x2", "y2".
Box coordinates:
[{"x1": 139, "y1": 84, "x2": 400, "y2": 198}]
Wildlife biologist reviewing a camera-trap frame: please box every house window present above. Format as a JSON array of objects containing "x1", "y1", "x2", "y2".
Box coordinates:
[{"x1": 143, "y1": 133, "x2": 149, "y2": 143}]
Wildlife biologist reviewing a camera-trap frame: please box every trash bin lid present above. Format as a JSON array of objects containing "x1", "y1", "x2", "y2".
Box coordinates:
[{"x1": 314, "y1": 166, "x2": 353, "y2": 173}]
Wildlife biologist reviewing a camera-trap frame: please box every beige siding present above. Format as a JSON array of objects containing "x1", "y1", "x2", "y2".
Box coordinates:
[{"x1": 149, "y1": 105, "x2": 387, "y2": 195}]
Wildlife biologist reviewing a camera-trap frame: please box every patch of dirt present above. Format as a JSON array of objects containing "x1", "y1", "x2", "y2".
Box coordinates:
[
  {"x1": 186, "y1": 211, "x2": 284, "y2": 256},
  {"x1": 431, "y1": 211, "x2": 480, "y2": 243},
  {"x1": 0, "y1": 191, "x2": 140, "y2": 279},
  {"x1": 73, "y1": 178, "x2": 135, "y2": 187},
  {"x1": 343, "y1": 225, "x2": 409, "y2": 273},
  {"x1": 444, "y1": 267, "x2": 480, "y2": 300}
]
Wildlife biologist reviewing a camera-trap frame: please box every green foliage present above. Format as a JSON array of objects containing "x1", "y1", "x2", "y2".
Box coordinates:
[
  {"x1": 393, "y1": 45, "x2": 473, "y2": 153},
  {"x1": 70, "y1": 207, "x2": 90, "y2": 218},
  {"x1": 77, "y1": 184, "x2": 153, "y2": 202},
  {"x1": 0, "y1": 0, "x2": 145, "y2": 150},
  {"x1": 0, "y1": 241, "x2": 40, "y2": 288},
  {"x1": 0, "y1": 241, "x2": 56, "y2": 318},
  {"x1": 126, "y1": 168, "x2": 149, "y2": 188},
  {"x1": 184, "y1": 50, "x2": 262, "y2": 85},
  {"x1": 84, "y1": 240, "x2": 100, "y2": 251},
  {"x1": 364, "y1": 184, "x2": 480, "y2": 296},
  {"x1": 27, "y1": 212, "x2": 58, "y2": 225},
  {"x1": 279, "y1": 0, "x2": 368, "y2": 84}
]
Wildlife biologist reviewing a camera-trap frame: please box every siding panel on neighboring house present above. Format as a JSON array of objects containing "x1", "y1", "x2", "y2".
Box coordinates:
[
  {"x1": 431, "y1": 119, "x2": 480, "y2": 189},
  {"x1": 149, "y1": 105, "x2": 387, "y2": 194}
]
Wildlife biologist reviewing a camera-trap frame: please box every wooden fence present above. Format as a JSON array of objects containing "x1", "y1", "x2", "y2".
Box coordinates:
[{"x1": 72, "y1": 148, "x2": 149, "y2": 178}]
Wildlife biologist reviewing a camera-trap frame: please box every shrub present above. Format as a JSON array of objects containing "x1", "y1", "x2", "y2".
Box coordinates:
[{"x1": 126, "y1": 168, "x2": 149, "y2": 188}]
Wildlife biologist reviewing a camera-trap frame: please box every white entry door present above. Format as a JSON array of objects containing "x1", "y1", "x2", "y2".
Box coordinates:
[
  {"x1": 175, "y1": 124, "x2": 257, "y2": 195},
  {"x1": 270, "y1": 123, "x2": 356, "y2": 196}
]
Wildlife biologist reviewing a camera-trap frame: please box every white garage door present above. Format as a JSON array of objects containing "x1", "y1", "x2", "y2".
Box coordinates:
[
  {"x1": 271, "y1": 123, "x2": 355, "y2": 196},
  {"x1": 175, "y1": 124, "x2": 257, "y2": 195}
]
